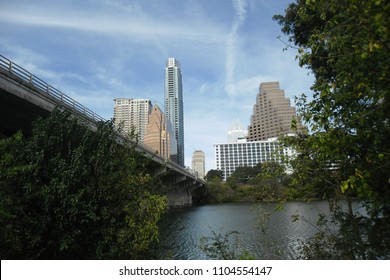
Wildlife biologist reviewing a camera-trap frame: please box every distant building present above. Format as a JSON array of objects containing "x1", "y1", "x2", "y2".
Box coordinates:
[
  {"x1": 247, "y1": 81, "x2": 303, "y2": 141},
  {"x1": 113, "y1": 98, "x2": 152, "y2": 143},
  {"x1": 165, "y1": 58, "x2": 185, "y2": 166},
  {"x1": 214, "y1": 81, "x2": 300, "y2": 180},
  {"x1": 191, "y1": 150, "x2": 205, "y2": 178},
  {"x1": 214, "y1": 138, "x2": 289, "y2": 181},
  {"x1": 227, "y1": 119, "x2": 247, "y2": 143},
  {"x1": 144, "y1": 105, "x2": 177, "y2": 162}
]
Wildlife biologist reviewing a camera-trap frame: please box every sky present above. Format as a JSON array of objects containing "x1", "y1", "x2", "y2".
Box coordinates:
[{"x1": 0, "y1": 0, "x2": 314, "y2": 172}]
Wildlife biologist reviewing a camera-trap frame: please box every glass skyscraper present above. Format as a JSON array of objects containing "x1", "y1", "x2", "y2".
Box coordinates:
[{"x1": 164, "y1": 58, "x2": 185, "y2": 166}]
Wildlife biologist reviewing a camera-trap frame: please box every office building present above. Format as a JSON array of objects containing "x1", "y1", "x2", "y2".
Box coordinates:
[
  {"x1": 164, "y1": 58, "x2": 185, "y2": 166},
  {"x1": 144, "y1": 105, "x2": 177, "y2": 162},
  {"x1": 191, "y1": 150, "x2": 205, "y2": 178},
  {"x1": 228, "y1": 119, "x2": 247, "y2": 143},
  {"x1": 247, "y1": 82, "x2": 302, "y2": 141},
  {"x1": 214, "y1": 138, "x2": 289, "y2": 181},
  {"x1": 113, "y1": 98, "x2": 152, "y2": 143}
]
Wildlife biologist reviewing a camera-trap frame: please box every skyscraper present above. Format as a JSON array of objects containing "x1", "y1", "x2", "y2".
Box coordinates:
[
  {"x1": 247, "y1": 82, "x2": 303, "y2": 141},
  {"x1": 227, "y1": 119, "x2": 247, "y2": 143},
  {"x1": 113, "y1": 98, "x2": 152, "y2": 143},
  {"x1": 191, "y1": 150, "x2": 205, "y2": 178},
  {"x1": 144, "y1": 105, "x2": 177, "y2": 162},
  {"x1": 164, "y1": 58, "x2": 185, "y2": 166}
]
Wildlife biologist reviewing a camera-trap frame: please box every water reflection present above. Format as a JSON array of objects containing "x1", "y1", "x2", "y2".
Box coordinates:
[{"x1": 159, "y1": 201, "x2": 361, "y2": 259}]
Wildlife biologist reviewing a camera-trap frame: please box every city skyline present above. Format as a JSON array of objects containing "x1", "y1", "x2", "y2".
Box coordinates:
[{"x1": 0, "y1": 0, "x2": 314, "y2": 171}]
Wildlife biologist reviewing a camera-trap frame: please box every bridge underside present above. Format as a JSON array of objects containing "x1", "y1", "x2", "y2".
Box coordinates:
[
  {"x1": 147, "y1": 165, "x2": 205, "y2": 207},
  {"x1": 0, "y1": 86, "x2": 51, "y2": 137}
]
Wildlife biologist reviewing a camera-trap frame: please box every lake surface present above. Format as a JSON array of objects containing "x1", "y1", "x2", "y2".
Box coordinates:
[{"x1": 158, "y1": 201, "x2": 364, "y2": 259}]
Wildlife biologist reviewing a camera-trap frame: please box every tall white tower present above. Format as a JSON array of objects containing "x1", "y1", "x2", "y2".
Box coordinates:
[{"x1": 164, "y1": 58, "x2": 185, "y2": 166}]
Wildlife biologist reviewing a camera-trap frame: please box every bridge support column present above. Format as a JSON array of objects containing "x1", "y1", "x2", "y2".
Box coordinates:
[{"x1": 166, "y1": 176, "x2": 197, "y2": 207}]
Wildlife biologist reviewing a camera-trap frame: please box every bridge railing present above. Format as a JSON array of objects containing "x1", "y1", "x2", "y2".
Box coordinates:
[
  {"x1": 0, "y1": 54, "x2": 202, "y2": 181},
  {"x1": 0, "y1": 55, "x2": 106, "y2": 123}
]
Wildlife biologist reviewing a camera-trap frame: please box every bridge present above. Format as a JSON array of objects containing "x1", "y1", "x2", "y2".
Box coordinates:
[{"x1": 0, "y1": 54, "x2": 205, "y2": 207}]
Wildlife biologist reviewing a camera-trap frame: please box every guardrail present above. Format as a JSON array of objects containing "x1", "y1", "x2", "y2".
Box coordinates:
[
  {"x1": 0, "y1": 54, "x2": 202, "y2": 181},
  {"x1": 0, "y1": 54, "x2": 106, "y2": 123}
]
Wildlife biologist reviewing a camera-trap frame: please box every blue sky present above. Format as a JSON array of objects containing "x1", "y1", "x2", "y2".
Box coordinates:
[{"x1": 0, "y1": 0, "x2": 313, "y2": 172}]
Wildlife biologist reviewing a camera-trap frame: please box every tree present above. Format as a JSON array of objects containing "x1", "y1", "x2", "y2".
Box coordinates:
[
  {"x1": 274, "y1": 0, "x2": 390, "y2": 259},
  {"x1": 226, "y1": 165, "x2": 260, "y2": 186},
  {"x1": 206, "y1": 169, "x2": 224, "y2": 181},
  {"x1": 0, "y1": 109, "x2": 167, "y2": 259}
]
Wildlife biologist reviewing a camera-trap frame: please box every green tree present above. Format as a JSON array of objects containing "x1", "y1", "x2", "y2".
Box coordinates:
[
  {"x1": 274, "y1": 0, "x2": 390, "y2": 259},
  {"x1": 0, "y1": 109, "x2": 167, "y2": 259},
  {"x1": 206, "y1": 169, "x2": 224, "y2": 181},
  {"x1": 205, "y1": 177, "x2": 235, "y2": 203},
  {"x1": 226, "y1": 163, "x2": 261, "y2": 187},
  {"x1": 227, "y1": 165, "x2": 259, "y2": 186}
]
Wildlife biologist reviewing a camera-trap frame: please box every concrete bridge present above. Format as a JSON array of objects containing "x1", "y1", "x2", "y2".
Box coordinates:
[{"x1": 0, "y1": 54, "x2": 205, "y2": 207}]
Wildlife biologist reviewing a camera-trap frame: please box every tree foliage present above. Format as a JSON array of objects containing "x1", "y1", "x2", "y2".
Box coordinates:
[
  {"x1": 204, "y1": 162, "x2": 289, "y2": 203},
  {"x1": 205, "y1": 169, "x2": 224, "y2": 181},
  {"x1": 274, "y1": 0, "x2": 390, "y2": 259},
  {"x1": 226, "y1": 164, "x2": 261, "y2": 186},
  {"x1": 0, "y1": 109, "x2": 167, "y2": 259}
]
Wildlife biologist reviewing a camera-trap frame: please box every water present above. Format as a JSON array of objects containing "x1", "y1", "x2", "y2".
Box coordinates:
[{"x1": 158, "y1": 201, "x2": 361, "y2": 259}]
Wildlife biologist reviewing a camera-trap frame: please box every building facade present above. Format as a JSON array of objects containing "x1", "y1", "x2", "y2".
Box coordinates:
[
  {"x1": 164, "y1": 58, "x2": 185, "y2": 166},
  {"x1": 191, "y1": 150, "x2": 205, "y2": 178},
  {"x1": 143, "y1": 105, "x2": 177, "y2": 162},
  {"x1": 247, "y1": 81, "x2": 302, "y2": 141},
  {"x1": 113, "y1": 98, "x2": 152, "y2": 143},
  {"x1": 228, "y1": 119, "x2": 247, "y2": 143},
  {"x1": 214, "y1": 138, "x2": 289, "y2": 181}
]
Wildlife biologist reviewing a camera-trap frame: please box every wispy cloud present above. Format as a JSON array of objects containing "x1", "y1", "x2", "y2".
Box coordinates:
[
  {"x1": 0, "y1": 3, "x2": 226, "y2": 46},
  {"x1": 225, "y1": 0, "x2": 248, "y2": 97}
]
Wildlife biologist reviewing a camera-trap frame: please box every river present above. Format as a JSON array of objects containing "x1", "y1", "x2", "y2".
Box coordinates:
[{"x1": 158, "y1": 200, "x2": 364, "y2": 259}]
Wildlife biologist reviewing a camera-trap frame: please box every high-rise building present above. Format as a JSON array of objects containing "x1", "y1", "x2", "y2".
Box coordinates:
[
  {"x1": 113, "y1": 98, "x2": 152, "y2": 143},
  {"x1": 191, "y1": 150, "x2": 205, "y2": 178},
  {"x1": 214, "y1": 138, "x2": 289, "y2": 181},
  {"x1": 247, "y1": 82, "x2": 302, "y2": 141},
  {"x1": 164, "y1": 58, "x2": 185, "y2": 166},
  {"x1": 144, "y1": 105, "x2": 177, "y2": 162},
  {"x1": 228, "y1": 119, "x2": 247, "y2": 143}
]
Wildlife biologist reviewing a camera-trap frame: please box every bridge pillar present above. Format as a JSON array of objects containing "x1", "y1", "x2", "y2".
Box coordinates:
[{"x1": 166, "y1": 176, "x2": 197, "y2": 207}]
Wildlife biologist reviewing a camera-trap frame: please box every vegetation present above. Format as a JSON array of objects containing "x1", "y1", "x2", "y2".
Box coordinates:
[
  {"x1": 0, "y1": 109, "x2": 167, "y2": 259},
  {"x1": 273, "y1": 0, "x2": 390, "y2": 259},
  {"x1": 200, "y1": 230, "x2": 255, "y2": 260},
  {"x1": 203, "y1": 0, "x2": 389, "y2": 260},
  {"x1": 204, "y1": 163, "x2": 289, "y2": 203},
  {"x1": 205, "y1": 169, "x2": 223, "y2": 181}
]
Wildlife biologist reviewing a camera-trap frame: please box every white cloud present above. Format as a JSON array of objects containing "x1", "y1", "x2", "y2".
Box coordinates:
[
  {"x1": 225, "y1": 0, "x2": 248, "y2": 97},
  {"x1": 0, "y1": 3, "x2": 226, "y2": 46}
]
